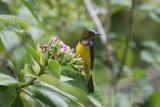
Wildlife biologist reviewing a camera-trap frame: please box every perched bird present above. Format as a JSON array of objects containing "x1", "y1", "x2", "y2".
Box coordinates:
[{"x1": 76, "y1": 29, "x2": 101, "y2": 93}]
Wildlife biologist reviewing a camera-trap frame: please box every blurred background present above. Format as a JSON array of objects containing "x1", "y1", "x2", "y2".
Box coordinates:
[{"x1": 0, "y1": 0, "x2": 160, "y2": 107}]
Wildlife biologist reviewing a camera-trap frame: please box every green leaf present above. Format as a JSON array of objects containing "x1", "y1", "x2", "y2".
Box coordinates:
[
  {"x1": 0, "y1": 0, "x2": 9, "y2": 14},
  {"x1": 14, "y1": 30, "x2": 39, "y2": 65},
  {"x1": 111, "y1": 0, "x2": 131, "y2": 7},
  {"x1": 35, "y1": 82, "x2": 79, "y2": 102},
  {"x1": 20, "y1": 90, "x2": 45, "y2": 107},
  {"x1": 112, "y1": 5, "x2": 125, "y2": 14},
  {"x1": 25, "y1": 44, "x2": 39, "y2": 62},
  {"x1": 89, "y1": 84, "x2": 103, "y2": 107},
  {"x1": 15, "y1": 30, "x2": 35, "y2": 48},
  {"x1": 0, "y1": 36, "x2": 4, "y2": 52},
  {"x1": 19, "y1": 93, "x2": 33, "y2": 107},
  {"x1": 22, "y1": 64, "x2": 38, "y2": 78},
  {"x1": 143, "y1": 41, "x2": 160, "y2": 52},
  {"x1": 15, "y1": 30, "x2": 38, "y2": 62},
  {"x1": 143, "y1": 91, "x2": 160, "y2": 107},
  {"x1": 60, "y1": 75, "x2": 73, "y2": 82},
  {"x1": 48, "y1": 59, "x2": 61, "y2": 79},
  {"x1": 0, "y1": 15, "x2": 29, "y2": 29},
  {"x1": 0, "y1": 86, "x2": 7, "y2": 91},
  {"x1": 0, "y1": 30, "x2": 20, "y2": 51},
  {"x1": 21, "y1": 0, "x2": 41, "y2": 22},
  {"x1": 31, "y1": 86, "x2": 68, "y2": 107},
  {"x1": 132, "y1": 68, "x2": 145, "y2": 78},
  {"x1": 62, "y1": 68, "x2": 88, "y2": 93},
  {"x1": 41, "y1": 71, "x2": 103, "y2": 106},
  {"x1": 149, "y1": 12, "x2": 160, "y2": 23},
  {"x1": 40, "y1": 74, "x2": 91, "y2": 104},
  {"x1": 11, "y1": 95, "x2": 24, "y2": 107},
  {"x1": 88, "y1": 95, "x2": 102, "y2": 107},
  {"x1": 141, "y1": 51, "x2": 155, "y2": 64},
  {"x1": 0, "y1": 15, "x2": 15, "y2": 25},
  {"x1": 32, "y1": 60, "x2": 41, "y2": 74},
  {"x1": 0, "y1": 31, "x2": 25, "y2": 73},
  {"x1": 0, "y1": 72, "x2": 19, "y2": 86},
  {"x1": 0, "y1": 88, "x2": 17, "y2": 107}
]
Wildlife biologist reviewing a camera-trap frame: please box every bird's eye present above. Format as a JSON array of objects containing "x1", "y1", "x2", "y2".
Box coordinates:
[{"x1": 88, "y1": 31, "x2": 94, "y2": 35}]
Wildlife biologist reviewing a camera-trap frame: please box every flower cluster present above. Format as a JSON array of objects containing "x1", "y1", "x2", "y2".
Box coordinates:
[{"x1": 38, "y1": 36, "x2": 84, "y2": 72}]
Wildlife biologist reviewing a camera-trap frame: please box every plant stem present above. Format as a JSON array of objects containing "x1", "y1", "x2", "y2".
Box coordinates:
[
  {"x1": 115, "y1": 1, "x2": 136, "y2": 107},
  {"x1": 105, "y1": 0, "x2": 116, "y2": 80},
  {"x1": 117, "y1": 0, "x2": 136, "y2": 78}
]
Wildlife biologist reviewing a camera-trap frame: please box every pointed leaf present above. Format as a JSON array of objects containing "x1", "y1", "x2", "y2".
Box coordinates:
[
  {"x1": 0, "y1": 15, "x2": 29, "y2": 28},
  {"x1": 0, "y1": 36, "x2": 4, "y2": 52},
  {"x1": 0, "y1": 72, "x2": 19, "y2": 86},
  {"x1": 20, "y1": 90, "x2": 45, "y2": 107},
  {"x1": 31, "y1": 86, "x2": 68, "y2": 107},
  {"x1": 48, "y1": 59, "x2": 61, "y2": 79},
  {"x1": 22, "y1": 64, "x2": 39, "y2": 78},
  {"x1": 40, "y1": 74, "x2": 90, "y2": 104},
  {"x1": 88, "y1": 84, "x2": 103, "y2": 107},
  {"x1": 60, "y1": 75, "x2": 73, "y2": 82},
  {"x1": 35, "y1": 82, "x2": 84, "y2": 107},
  {"x1": 0, "y1": 1, "x2": 9, "y2": 14},
  {"x1": 36, "y1": 81, "x2": 78, "y2": 101},
  {"x1": 0, "y1": 88, "x2": 17, "y2": 107}
]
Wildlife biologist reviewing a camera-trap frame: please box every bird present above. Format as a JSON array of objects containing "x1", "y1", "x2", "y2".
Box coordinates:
[{"x1": 76, "y1": 29, "x2": 101, "y2": 93}]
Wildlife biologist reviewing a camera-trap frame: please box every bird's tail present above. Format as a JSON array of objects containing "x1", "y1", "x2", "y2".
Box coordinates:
[{"x1": 87, "y1": 75, "x2": 94, "y2": 93}]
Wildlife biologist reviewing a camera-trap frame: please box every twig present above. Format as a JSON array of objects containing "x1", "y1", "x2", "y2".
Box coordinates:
[
  {"x1": 83, "y1": 0, "x2": 116, "y2": 71},
  {"x1": 83, "y1": 0, "x2": 107, "y2": 44},
  {"x1": 83, "y1": 1, "x2": 117, "y2": 107},
  {"x1": 115, "y1": 1, "x2": 136, "y2": 107},
  {"x1": 103, "y1": 1, "x2": 118, "y2": 107},
  {"x1": 117, "y1": 0, "x2": 136, "y2": 78},
  {"x1": 105, "y1": 0, "x2": 111, "y2": 37},
  {"x1": 104, "y1": 0, "x2": 116, "y2": 75}
]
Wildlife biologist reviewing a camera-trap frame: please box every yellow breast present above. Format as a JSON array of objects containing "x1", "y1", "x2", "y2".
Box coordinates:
[{"x1": 76, "y1": 42, "x2": 91, "y2": 70}]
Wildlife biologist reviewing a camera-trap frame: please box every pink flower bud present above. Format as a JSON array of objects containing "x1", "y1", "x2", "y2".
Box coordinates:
[
  {"x1": 60, "y1": 42, "x2": 70, "y2": 52},
  {"x1": 51, "y1": 36, "x2": 59, "y2": 43}
]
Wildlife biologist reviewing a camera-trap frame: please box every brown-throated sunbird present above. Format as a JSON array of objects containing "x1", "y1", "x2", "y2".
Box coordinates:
[{"x1": 76, "y1": 30, "x2": 101, "y2": 93}]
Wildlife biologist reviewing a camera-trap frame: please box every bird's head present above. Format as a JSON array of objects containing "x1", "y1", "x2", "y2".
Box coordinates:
[{"x1": 81, "y1": 29, "x2": 101, "y2": 40}]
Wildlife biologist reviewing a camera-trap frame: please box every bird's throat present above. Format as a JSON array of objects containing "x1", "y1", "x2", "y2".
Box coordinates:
[{"x1": 80, "y1": 39, "x2": 90, "y2": 45}]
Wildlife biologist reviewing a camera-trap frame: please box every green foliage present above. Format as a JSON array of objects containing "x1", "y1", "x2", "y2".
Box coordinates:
[
  {"x1": 48, "y1": 59, "x2": 61, "y2": 79},
  {"x1": 0, "y1": 73, "x2": 19, "y2": 86},
  {"x1": 0, "y1": 88, "x2": 17, "y2": 107},
  {"x1": 0, "y1": 13, "x2": 102, "y2": 106},
  {"x1": 0, "y1": 0, "x2": 9, "y2": 14},
  {"x1": 0, "y1": 0, "x2": 160, "y2": 107},
  {"x1": 31, "y1": 86, "x2": 68, "y2": 107},
  {"x1": 11, "y1": 95, "x2": 24, "y2": 107},
  {"x1": 0, "y1": 15, "x2": 29, "y2": 29}
]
